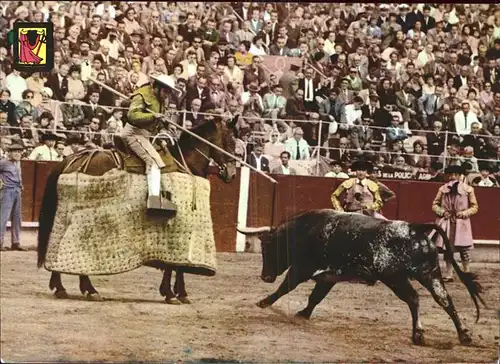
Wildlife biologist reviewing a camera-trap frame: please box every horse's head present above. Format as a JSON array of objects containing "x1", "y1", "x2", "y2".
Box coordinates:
[
  {"x1": 208, "y1": 114, "x2": 238, "y2": 183},
  {"x1": 180, "y1": 113, "x2": 239, "y2": 183}
]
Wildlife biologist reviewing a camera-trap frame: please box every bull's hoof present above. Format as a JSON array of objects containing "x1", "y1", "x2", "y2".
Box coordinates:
[
  {"x1": 177, "y1": 296, "x2": 191, "y2": 304},
  {"x1": 295, "y1": 310, "x2": 311, "y2": 320},
  {"x1": 412, "y1": 330, "x2": 425, "y2": 346},
  {"x1": 256, "y1": 299, "x2": 271, "y2": 308},
  {"x1": 165, "y1": 297, "x2": 182, "y2": 305},
  {"x1": 54, "y1": 289, "x2": 68, "y2": 299},
  {"x1": 87, "y1": 293, "x2": 103, "y2": 301},
  {"x1": 459, "y1": 330, "x2": 473, "y2": 345}
]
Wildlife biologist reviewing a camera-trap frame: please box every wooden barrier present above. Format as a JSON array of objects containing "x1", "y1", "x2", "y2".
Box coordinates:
[
  {"x1": 246, "y1": 171, "x2": 500, "y2": 242},
  {"x1": 20, "y1": 160, "x2": 35, "y2": 222},
  {"x1": 19, "y1": 162, "x2": 500, "y2": 252}
]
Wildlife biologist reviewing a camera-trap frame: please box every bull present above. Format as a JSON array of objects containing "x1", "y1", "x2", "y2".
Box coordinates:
[{"x1": 238, "y1": 209, "x2": 486, "y2": 345}]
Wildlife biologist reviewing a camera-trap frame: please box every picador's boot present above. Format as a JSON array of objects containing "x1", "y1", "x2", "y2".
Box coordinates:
[{"x1": 146, "y1": 165, "x2": 177, "y2": 218}]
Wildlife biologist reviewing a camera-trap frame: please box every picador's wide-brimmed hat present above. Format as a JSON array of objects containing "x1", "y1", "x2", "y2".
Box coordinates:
[
  {"x1": 444, "y1": 165, "x2": 463, "y2": 175},
  {"x1": 151, "y1": 74, "x2": 176, "y2": 89},
  {"x1": 351, "y1": 159, "x2": 373, "y2": 173}
]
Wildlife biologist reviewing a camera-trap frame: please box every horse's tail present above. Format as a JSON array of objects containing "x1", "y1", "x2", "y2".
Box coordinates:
[
  {"x1": 37, "y1": 160, "x2": 67, "y2": 268},
  {"x1": 420, "y1": 223, "x2": 487, "y2": 323}
]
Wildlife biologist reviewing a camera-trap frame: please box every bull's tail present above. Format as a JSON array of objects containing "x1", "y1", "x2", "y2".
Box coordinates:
[
  {"x1": 424, "y1": 223, "x2": 487, "y2": 323},
  {"x1": 37, "y1": 161, "x2": 66, "y2": 268}
]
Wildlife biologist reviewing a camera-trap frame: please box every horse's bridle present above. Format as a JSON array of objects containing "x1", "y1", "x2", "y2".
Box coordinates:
[
  {"x1": 194, "y1": 147, "x2": 228, "y2": 178},
  {"x1": 153, "y1": 132, "x2": 228, "y2": 178}
]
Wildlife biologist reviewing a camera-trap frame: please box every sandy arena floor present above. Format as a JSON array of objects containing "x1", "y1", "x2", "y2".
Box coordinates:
[{"x1": 0, "y1": 244, "x2": 499, "y2": 362}]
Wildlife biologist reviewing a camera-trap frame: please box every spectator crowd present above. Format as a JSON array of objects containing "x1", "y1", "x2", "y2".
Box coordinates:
[{"x1": 0, "y1": 1, "x2": 499, "y2": 187}]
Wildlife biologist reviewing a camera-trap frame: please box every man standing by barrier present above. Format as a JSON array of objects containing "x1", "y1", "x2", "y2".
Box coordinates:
[
  {"x1": 431, "y1": 165, "x2": 479, "y2": 281},
  {"x1": 331, "y1": 160, "x2": 385, "y2": 219},
  {"x1": 0, "y1": 144, "x2": 25, "y2": 251}
]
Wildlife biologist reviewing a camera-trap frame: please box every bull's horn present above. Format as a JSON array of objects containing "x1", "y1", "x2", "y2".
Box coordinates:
[{"x1": 237, "y1": 226, "x2": 271, "y2": 234}]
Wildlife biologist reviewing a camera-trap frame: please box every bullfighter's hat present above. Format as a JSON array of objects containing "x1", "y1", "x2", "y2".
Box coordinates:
[
  {"x1": 151, "y1": 74, "x2": 178, "y2": 92},
  {"x1": 444, "y1": 165, "x2": 463, "y2": 175},
  {"x1": 351, "y1": 159, "x2": 373, "y2": 173}
]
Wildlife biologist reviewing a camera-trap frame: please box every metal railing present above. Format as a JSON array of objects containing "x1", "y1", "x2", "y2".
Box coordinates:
[{"x1": 2, "y1": 99, "x2": 499, "y2": 179}]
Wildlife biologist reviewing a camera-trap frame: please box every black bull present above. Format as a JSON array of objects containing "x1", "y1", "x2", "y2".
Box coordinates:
[{"x1": 238, "y1": 209, "x2": 487, "y2": 346}]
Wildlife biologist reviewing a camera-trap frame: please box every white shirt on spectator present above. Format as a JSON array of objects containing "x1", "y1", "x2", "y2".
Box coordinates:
[
  {"x1": 28, "y1": 145, "x2": 60, "y2": 161},
  {"x1": 5, "y1": 73, "x2": 27, "y2": 104},
  {"x1": 100, "y1": 39, "x2": 121, "y2": 59},
  {"x1": 324, "y1": 171, "x2": 350, "y2": 179},
  {"x1": 476, "y1": 177, "x2": 496, "y2": 187},
  {"x1": 95, "y1": 3, "x2": 116, "y2": 19},
  {"x1": 303, "y1": 78, "x2": 314, "y2": 102},
  {"x1": 324, "y1": 40, "x2": 336, "y2": 56},
  {"x1": 284, "y1": 137, "x2": 310, "y2": 160},
  {"x1": 241, "y1": 92, "x2": 264, "y2": 110},
  {"x1": 0, "y1": 70, "x2": 5, "y2": 89},
  {"x1": 417, "y1": 50, "x2": 434, "y2": 66},
  {"x1": 343, "y1": 104, "x2": 362, "y2": 127},
  {"x1": 251, "y1": 152, "x2": 263, "y2": 170},
  {"x1": 454, "y1": 110, "x2": 480, "y2": 136},
  {"x1": 249, "y1": 44, "x2": 267, "y2": 56},
  {"x1": 276, "y1": 165, "x2": 292, "y2": 175}
]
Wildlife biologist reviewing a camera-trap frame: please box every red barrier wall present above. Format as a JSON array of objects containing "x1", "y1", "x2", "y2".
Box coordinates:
[
  {"x1": 20, "y1": 160, "x2": 35, "y2": 222},
  {"x1": 246, "y1": 171, "x2": 500, "y2": 242},
  {"x1": 19, "y1": 163, "x2": 500, "y2": 252}
]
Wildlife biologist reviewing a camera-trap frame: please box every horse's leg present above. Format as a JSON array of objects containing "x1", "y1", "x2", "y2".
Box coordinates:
[
  {"x1": 159, "y1": 267, "x2": 181, "y2": 305},
  {"x1": 79, "y1": 275, "x2": 102, "y2": 301},
  {"x1": 174, "y1": 269, "x2": 191, "y2": 304},
  {"x1": 49, "y1": 272, "x2": 68, "y2": 299}
]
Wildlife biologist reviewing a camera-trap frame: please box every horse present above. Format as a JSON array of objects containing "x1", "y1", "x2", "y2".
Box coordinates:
[{"x1": 37, "y1": 115, "x2": 238, "y2": 304}]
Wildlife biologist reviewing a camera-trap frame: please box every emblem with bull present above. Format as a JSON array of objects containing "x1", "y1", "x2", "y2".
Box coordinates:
[{"x1": 238, "y1": 209, "x2": 487, "y2": 345}]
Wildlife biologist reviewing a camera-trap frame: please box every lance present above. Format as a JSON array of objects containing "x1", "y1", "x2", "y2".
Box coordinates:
[{"x1": 80, "y1": 72, "x2": 278, "y2": 184}]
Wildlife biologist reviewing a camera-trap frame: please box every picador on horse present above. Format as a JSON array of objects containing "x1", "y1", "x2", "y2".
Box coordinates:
[
  {"x1": 120, "y1": 74, "x2": 178, "y2": 216},
  {"x1": 37, "y1": 72, "x2": 239, "y2": 303}
]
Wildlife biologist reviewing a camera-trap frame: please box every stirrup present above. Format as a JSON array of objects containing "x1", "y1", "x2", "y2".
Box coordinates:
[{"x1": 147, "y1": 195, "x2": 177, "y2": 218}]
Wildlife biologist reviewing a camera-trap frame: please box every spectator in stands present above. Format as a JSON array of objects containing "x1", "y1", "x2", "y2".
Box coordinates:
[
  {"x1": 5, "y1": 69, "x2": 27, "y2": 104},
  {"x1": 427, "y1": 120, "x2": 446, "y2": 160},
  {"x1": 14, "y1": 90, "x2": 35, "y2": 124},
  {"x1": 27, "y1": 133, "x2": 60, "y2": 161},
  {"x1": 262, "y1": 84, "x2": 286, "y2": 121},
  {"x1": 459, "y1": 146, "x2": 479, "y2": 173},
  {"x1": 408, "y1": 140, "x2": 430, "y2": 172},
  {"x1": 428, "y1": 162, "x2": 445, "y2": 182},
  {"x1": 263, "y1": 131, "x2": 284, "y2": 160},
  {"x1": 472, "y1": 163, "x2": 498, "y2": 187},
  {"x1": 271, "y1": 150, "x2": 296, "y2": 175},
  {"x1": 0, "y1": 90, "x2": 16, "y2": 127},
  {"x1": 0, "y1": 1, "x2": 497, "y2": 184},
  {"x1": 284, "y1": 127, "x2": 310, "y2": 160},
  {"x1": 247, "y1": 143, "x2": 270, "y2": 173},
  {"x1": 386, "y1": 115, "x2": 408, "y2": 144},
  {"x1": 454, "y1": 101, "x2": 481, "y2": 136},
  {"x1": 324, "y1": 161, "x2": 349, "y2": 179}
]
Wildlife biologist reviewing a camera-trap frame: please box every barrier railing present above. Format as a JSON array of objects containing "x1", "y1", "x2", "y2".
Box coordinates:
[{"x1": 2, "y1": 98, "x2": 498, "y2": 179}]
